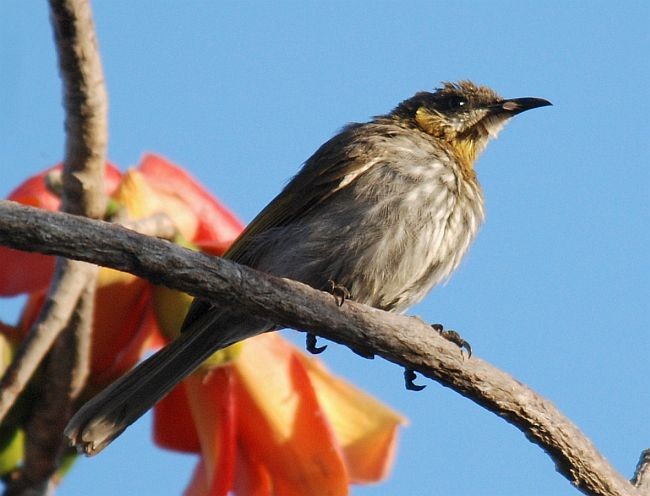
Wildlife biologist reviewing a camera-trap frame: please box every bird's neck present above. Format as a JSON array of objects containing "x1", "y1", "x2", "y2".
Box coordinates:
[{"x1": 449, "y1": 138, "x2": 482, "y2": 181}]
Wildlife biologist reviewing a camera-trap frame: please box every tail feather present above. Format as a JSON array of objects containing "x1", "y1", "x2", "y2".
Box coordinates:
[{"x1": 65, "y1": 310, "x2": 267, "y2": 455}]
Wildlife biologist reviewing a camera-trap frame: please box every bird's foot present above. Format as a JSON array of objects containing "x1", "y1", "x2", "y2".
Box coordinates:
[
  {"x1": 432, "y1": 323, "x2": 472, "y2": 358},
  {"x1": 306, "y1": 333, "x2": 327, "y2": 354},
  {"x1": 404, "y1": 368, "x2": 426, "y2": 391},
  {"x1": 327, "y1": 280, "x2": 351, "y2": 307}
]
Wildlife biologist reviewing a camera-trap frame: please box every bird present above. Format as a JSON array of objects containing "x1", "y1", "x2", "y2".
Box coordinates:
[{"x1": 65, "y1": 80, "x2": 551, "y2": 455}]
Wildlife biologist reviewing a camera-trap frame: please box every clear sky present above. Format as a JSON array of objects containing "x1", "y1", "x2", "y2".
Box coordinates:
[{"x1": 1, "y1": 2, "x2": 648, "y2": 495}]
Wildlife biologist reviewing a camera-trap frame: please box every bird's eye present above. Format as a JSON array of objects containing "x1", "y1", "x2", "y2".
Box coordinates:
[{"x1": 446, "y1": 96, "x2": 468, "y2": 110}]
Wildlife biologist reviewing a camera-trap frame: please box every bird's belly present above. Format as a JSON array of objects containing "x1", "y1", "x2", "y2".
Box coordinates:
[
  {"x1": 256, "y1": 187, "x2": 483, "y2": 313},
  {"x1": 345, "y1": 201, "x2": 482, "y2": 311},
  {"x1": 252, "y1": 152, "x2": 484, "y2": 313}
]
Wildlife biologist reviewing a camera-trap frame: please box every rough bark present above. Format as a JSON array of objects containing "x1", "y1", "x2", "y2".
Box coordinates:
[{"x1": 0, "y1": 200, "x2": 640, "y2": 496}]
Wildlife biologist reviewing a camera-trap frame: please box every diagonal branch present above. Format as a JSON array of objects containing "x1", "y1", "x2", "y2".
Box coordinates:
[
  {"x1": 0, "y1": 259, "x2": 96, "y2": 423},
  {"x1": 0, "y1": 200, "x2": 641, "y2": 496},
  {"x1": 14, "y1": 265, "x2": 97, "y2": 493}
]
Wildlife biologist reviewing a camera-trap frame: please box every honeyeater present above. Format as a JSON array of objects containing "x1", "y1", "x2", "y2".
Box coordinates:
[{"x1": 66, "y1": 80, "x2": 551, "y2": 455}]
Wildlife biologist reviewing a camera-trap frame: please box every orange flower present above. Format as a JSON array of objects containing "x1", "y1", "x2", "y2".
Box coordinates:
[
  {"x1": 0, "y1": 154, "x2": 243, "y2": 386},
  {"x1": 0, "y1": 163, "x2": 121, "y2": 295},
  {"x1": 154, "y1": 333, "x2": 406, "y2": 495},
  {"x1": 1, "y1": 155, "x2": 406, "y2": 494}
]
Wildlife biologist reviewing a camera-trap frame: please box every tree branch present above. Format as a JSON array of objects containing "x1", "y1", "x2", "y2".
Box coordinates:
[
  {"x1": 0, "y1": 200, "x2": 641, "y2": 496},
  {"x1": 49, "y1": 0, "x2": 108, "y2": 218},
  {"x1": 10, "y1": 267, "x2": 97, "y2": 494},
  {"x1": 3, "y1": 1, "x2": 108, "y2": 493},
  {"x1": 0, "y1": 260, "x2": 96, "y2": 423}
]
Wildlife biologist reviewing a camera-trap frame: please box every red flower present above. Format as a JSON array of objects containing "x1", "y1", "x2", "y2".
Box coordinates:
[
  {"x1": 0, "y1": 163, "x2": 121, "y2": 295},
  {"x1": 0, "y1": 154, "x2": 405, "y2": 494},
  {"x1": 1, "y1": 154, "x2": 243, "y2": 384},
  {"x1": 158, "y1": 333, "x2": 405, "y2": 496}
]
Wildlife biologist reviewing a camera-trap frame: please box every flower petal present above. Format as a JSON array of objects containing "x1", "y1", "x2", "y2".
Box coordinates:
[
  {"x1": 183, "y1": 458, "x2": 209, "y2": 496},
  {"x1": 151, "y1": 285, "x2": 194, "y2": 342},
  {"x1": 114, "y1": 168, "x2": 199, "y2": 240},
  {"x1": 233, "y1": 448, "x2": 273, "y2": 496},
  {"x1": 0, "y1": 162, "x2": 121, "y2": 295},
  {"x1": 93, "y1": 294, "x2": 164, "y2": 385},
  {"x1": 90, "y1": 272, "x2": 151, "y2": 382},
  {"x1": 184, "y1": 369, "x2": 237, "y2": 496},
  {"x1": 233, "y1": 334, "x2": 349, "y2": 496},
  {"x1": 137, "y1": 154, "x2": 244, "y2": 245},
  {"x1": 154, "y1": 382, "x2": 200, "y2": 454},
  {"x1": 0, "y1": 249, "x2": 56, "y2": 296},
  {"x1": 229, "y1": 335, "x2": 406, "y2": 485},
  {"x1": 298, "y1": 354, "x2": 406, "y2": 483}
]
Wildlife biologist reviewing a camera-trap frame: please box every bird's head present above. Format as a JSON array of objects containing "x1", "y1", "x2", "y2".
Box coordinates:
[{"x1": 391, "y1": 81, "x2": 551, "y2": 176}]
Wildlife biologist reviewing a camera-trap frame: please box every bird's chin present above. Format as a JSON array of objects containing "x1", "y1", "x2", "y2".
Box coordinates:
[{"x1": 482, "y1": 114, "x2": 509, "y2": 139}]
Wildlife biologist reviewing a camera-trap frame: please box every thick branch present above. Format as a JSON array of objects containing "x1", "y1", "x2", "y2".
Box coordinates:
[{"x1": 0, "y1": 201, "x2": 639, "y2": 496}]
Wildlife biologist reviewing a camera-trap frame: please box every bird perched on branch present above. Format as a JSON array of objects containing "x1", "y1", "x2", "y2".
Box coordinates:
[{"x1": 66, "y1": 80, "x2": 551, "y2": 455}]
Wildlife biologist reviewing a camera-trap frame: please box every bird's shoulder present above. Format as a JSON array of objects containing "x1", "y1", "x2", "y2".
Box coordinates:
[
  {"x1": 225, "y1": 119, "x2": 452, "y2": 263},
  {"x1": 297, "y1": 118, "x2": 451, "y2": 188}
]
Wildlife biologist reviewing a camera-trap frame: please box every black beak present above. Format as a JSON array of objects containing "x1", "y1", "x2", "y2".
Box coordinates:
[{"x1": 498, "y1": 97, "x2": 552, "y2": 115}]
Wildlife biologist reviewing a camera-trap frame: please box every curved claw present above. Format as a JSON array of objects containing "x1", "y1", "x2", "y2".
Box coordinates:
[
  {"x1": 432, "y1": 324, "x2": 472, "y2": 359},
  {"x1": 460, "y1": 340, "x2": 472, "y2": 358},
  {"x1": 306, "y1": 333, "x2": 327, "y2": 354},
  {"x1": 327, "y1": 279, "x2": 351, "y2": 307},
  {"x1": 404, "y1": 368, "x2": 426, "y2": 391}
]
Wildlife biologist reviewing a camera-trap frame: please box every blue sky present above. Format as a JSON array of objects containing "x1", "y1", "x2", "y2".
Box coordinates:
[{"x1": 1, "y1": 2, "x2": 648, "y2": 495}]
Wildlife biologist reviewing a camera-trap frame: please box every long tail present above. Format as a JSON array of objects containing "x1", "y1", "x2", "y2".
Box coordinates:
[{"x1": 65, "y1": 309, "x2": 267, "y2": 455}]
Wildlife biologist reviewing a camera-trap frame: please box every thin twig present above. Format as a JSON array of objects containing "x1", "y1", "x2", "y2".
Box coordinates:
[{"x1": 0, "y1": 200, "x2": 641, "y2": 496}]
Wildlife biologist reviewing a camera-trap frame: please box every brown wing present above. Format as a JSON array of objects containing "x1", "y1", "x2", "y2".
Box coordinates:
[
  {"x1": 224, "y1": 122, "x2": 376, "y2": 263},
  {"x1": 181, "y1": 122, "x2": 378, "y2": 332}
]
